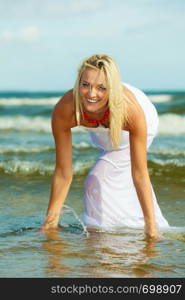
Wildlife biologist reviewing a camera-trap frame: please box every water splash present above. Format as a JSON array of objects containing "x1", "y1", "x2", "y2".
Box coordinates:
[{"x1": 63, "y1": 205, "x2": 89, "y2": 237}]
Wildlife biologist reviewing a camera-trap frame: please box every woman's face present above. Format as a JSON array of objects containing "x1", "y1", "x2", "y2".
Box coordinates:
[{"x1": 79, "y1": 67, "x2": 109, "y2": 114}]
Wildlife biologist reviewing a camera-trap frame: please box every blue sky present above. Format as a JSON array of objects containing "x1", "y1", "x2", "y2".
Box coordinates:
[{"x1": 0, "y1": 0, "x2": 184, "y2": 91}]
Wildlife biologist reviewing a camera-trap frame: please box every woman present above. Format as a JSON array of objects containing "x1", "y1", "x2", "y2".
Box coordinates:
[{"x1": 41, "y1": 54, "x2": 169, "y2": 239}]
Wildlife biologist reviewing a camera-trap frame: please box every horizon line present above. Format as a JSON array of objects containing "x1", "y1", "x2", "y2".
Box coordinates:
[{"x1": 0, "y1": 89, "x2": 185, "y2": 95}]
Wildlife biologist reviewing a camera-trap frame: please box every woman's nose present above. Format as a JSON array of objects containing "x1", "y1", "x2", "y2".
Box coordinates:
[{"x1": 89, "y1": 87, "x2": 97, "y2": 98}]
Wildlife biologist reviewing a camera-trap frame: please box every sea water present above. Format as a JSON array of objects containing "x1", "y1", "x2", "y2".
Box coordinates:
[{"x1": 0, "y1": 90, "x2": 185, "y2": 277}]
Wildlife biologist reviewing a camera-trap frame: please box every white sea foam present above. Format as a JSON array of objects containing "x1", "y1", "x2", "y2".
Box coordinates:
[
  {"x1": 149, "y1": 147, "x2": 185, "y2": 157},
  {"x1": 73, "y1": 160, "x2": 94, "y2": 175},
  {"x1": 0, "y1": 142, "x2": 93, "y2": 154},
  {"x1": 158, "y1": 114, "x2": 185, "y2": 135},
  {"x1": 73, "y1": 141, "x2": 94, "y2": 149},
  {"x1": 0, "y1": 97, "x2": 59, "y2": 106},
  {"x1": 148, "y1": 94, "x2": 172, "y2": 103},
  {"x1": 150, "y1": 158, "x2": 185, "y2": 167},
  {"x1": 0, "y1": 116, "x2": 87, "y2": 132},
  {"x1": 1, "y1": 141, "x2": 183, "y2": 157},
  {"x1": 0, "y1": 116, "x2": 51, "y2": 132},
  {"x1": 0, "y1": 94, "x2": 173, "y2": 105},
  {"x1": 0, "y1": 160, "x2": 54, "y2": 175}
]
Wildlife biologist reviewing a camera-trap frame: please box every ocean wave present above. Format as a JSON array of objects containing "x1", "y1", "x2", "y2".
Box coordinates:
[
  {"x1": 0, "y1": 97, "x2": 59, "y2": 106},
  {"x1": 0, "y1": 142, "x2": 93, "y2": 154},
  {"x1": 149, "y1": 147, "x2": 185, "y2": 157},
  {"x1": 0, "y1": 114, "x2": 185, "y2": 136},
  {"x1": 149, "y1": 158, "x2": 185, "y2": 168},
  {"x1": 0, "y1": 145, "x2": 54, "y2": 154},
  {"x1": 0, "y1": 116, "x2": 87, "y2": 133},
  {"x1": 73, "y1": 160, "x2": 94, "y2": 175},
  {"x1": 0, "y1": 159, "x2": 94, "y2": 176},
  {"x1": 158, "y1": 114, "x2": 185, "y2": 135},
  {"x1": 1, "y1": 95, "x2": 172, "y2": 105},
  {"x1": 0, "y1": 116, "x2": 51, "y2": 132},
  {"x1": 0, "y1": 157, "x2": 184, "y2": 177},
  {"x1": 1, "y1": 143, "x2": 184, "y2": 156},
  {"x1": 0, "y1": 160, "x2": 54, "y2": 175}
]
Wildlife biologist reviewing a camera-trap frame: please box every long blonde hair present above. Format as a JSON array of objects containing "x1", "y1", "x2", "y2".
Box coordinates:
[{"x1": 73, "y1": 54, "x2": 131, "y2": 149}]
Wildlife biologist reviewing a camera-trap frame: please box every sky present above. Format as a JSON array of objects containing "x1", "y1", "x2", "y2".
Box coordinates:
[{"x1": 0, "y1": 0, "x2": 185, "y2": 91}]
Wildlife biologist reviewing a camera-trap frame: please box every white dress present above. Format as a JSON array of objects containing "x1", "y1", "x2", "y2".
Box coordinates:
[{"x1": 81, "y1": 83, "x2": 169, "y2": 231}]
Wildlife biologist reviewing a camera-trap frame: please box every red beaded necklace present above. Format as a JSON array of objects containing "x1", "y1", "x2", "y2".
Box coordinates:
[{"x1": 83, "y1": 109, "x2": 110, "y2": 124}]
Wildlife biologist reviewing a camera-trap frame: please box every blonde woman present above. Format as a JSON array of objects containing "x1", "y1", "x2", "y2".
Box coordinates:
[{"x1": 41, "y1": 54, "x2": 169, "y2": 239}]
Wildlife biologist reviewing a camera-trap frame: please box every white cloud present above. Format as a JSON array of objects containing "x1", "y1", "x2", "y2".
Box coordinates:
[{"x1": 0, "y1": 26, "x2": 40, "y2": 42}]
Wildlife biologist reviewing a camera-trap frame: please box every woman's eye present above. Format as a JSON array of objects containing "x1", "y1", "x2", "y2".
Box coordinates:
[
  {"x1": 98, "y1": 86, "x2": 106, "y2": 91},
  {"x1": 81, "y1": 82, "x2": 89, "y2": 88}
]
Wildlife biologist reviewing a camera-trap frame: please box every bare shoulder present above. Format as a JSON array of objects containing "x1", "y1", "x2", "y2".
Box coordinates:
[
  {"x1": 123, "y1": 86, "x2": 146, "y2": 133},
  {"x1": 52, "y1": 89, "x2": 75, "y2": 130}
]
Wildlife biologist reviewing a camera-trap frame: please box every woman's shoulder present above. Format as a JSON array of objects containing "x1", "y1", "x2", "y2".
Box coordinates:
[
  {"x1": 55, "y1": 89, "x2": 74, "y2": 110},
  {"x1": 52, "y1": 89, "x2": 76, "y2": 129}
]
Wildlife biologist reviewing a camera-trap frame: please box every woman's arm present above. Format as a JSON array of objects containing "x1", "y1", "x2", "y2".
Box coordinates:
[
  {"x1": 128, "y1": 100, "x2": 160, "y2": 239},
  {"x1": 41, "y1": 95, "x2": 73, "y2": 230}
]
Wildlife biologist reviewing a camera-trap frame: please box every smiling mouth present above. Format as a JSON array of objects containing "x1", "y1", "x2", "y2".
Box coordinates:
[{"x1": 86, "y1": 99, "x2": 99, "y2": 103}]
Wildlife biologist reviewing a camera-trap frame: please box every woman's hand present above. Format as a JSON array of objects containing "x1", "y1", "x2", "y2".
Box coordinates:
[
  {"x1": 39, "y1": 223, "x2": 58, "y2": 232},
  {"x1": 39, "y1": 214, "x2": 60, "y2": 232},
  {"x1": 144, "y1": 224, "x2": 161, "y2": 240}
]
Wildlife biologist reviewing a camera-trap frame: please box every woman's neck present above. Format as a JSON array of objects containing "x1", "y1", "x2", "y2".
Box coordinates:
[{"x1": 82, "y1": 105, "x2": 109, "y2": 120}]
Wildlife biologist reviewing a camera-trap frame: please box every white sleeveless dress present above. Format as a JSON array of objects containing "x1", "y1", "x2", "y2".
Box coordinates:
[{"x1": 81, "y1": 83, "x2": 169, "y2": 231}]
